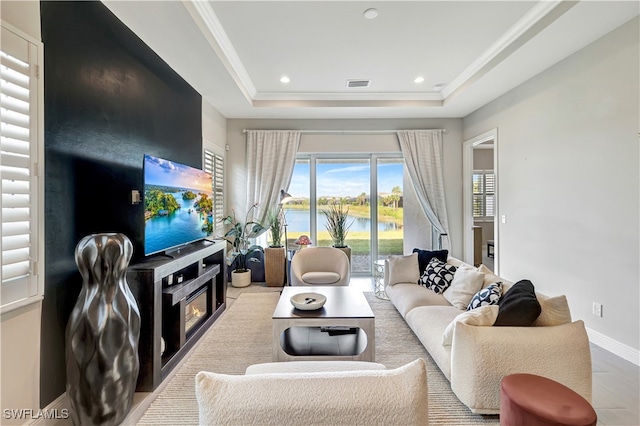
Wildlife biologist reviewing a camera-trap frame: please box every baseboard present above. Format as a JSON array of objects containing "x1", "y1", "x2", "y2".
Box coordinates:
[
  {"x1": 28, "y1": 393, "x2": 69, "y2": 425},
  {"x1": 587, "y1": 327, "x2": 640, "y2": 366}
]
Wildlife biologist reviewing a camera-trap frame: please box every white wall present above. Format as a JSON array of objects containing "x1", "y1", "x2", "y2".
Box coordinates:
[
  {"x1": 463, "y1": 17, "x2": 639, "y2": 361},
  {"x1": 225, "y1": 118, "x2": 464, "y2": 258},
  {"x1": 1, "y1": 1, "x2": 43, "y2": 420},
  {"x1": 202, "y1": 100, "x2": 226, "y2": 155}
]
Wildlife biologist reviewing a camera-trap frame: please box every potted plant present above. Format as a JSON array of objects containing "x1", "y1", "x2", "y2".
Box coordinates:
[
  {"x1": 264, "y1": 208, "x2": 286, "y2": 286},
  {"x1": 220, "y1": 203, "x2": 265, "y2": 287},
  {"x1": 323, "y1": 201, "x2": 353, "y2": 263}
]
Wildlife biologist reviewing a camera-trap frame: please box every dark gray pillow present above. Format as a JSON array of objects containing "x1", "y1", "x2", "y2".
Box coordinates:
[
  {"x1": 494, "y1": 280, "x2": 541, "y2": 326},
  {"x1": 412, "y1": 248, "x2": 448, "y2": 274}
]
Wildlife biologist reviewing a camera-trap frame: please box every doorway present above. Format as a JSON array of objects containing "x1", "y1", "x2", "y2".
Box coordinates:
[{"x1": 463, "y1": 129, "x2": 498, "y2": 273}]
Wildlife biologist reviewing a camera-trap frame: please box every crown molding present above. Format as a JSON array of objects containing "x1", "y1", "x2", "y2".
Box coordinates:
[
  {"x1": 442, "y1": 0, "x2": 577, "y2": 102},
  {"x1": 182, "y1": 0, "x2": 256, "y2": 102},
  {"x1": 184, "y1": 0, "x2": 576, "y2": 108}
]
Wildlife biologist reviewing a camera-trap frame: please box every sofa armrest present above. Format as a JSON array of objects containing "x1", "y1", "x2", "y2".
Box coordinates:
[{"x1": 450, "y1": 320, "x2": 592, "y2": 414}]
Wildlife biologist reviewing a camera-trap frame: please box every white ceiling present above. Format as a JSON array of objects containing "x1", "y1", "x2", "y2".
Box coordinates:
[{"x1": 102, "y1": 1, "x2": 638, "y2": 119}]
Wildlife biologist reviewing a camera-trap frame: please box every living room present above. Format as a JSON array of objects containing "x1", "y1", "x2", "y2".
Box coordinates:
[{"x1": 1, "y1": 1, "x2": 638, "y2": 425}]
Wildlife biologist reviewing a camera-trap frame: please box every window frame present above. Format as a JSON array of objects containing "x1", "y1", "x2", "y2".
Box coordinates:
[
  {"x1": 289, "y1": 152, "x2": 403, "y2": 275},
  {"x1": 1, "y1": 21, "x2": 44, "y2": 313}
]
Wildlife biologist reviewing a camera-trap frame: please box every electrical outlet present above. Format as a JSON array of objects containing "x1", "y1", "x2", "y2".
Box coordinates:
[{"x1": 592, "y1": 302, "x2": 603, "y2": 317}]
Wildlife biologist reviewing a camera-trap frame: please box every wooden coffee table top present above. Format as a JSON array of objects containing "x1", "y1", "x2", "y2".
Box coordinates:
[{"x1": 273, "y1": 286, "x2": 374, "y2": 320}]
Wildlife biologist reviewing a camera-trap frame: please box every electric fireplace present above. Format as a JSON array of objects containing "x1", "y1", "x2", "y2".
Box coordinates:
[{"x1": 185, "y1": 287, "x2": 208, "y2": 336}]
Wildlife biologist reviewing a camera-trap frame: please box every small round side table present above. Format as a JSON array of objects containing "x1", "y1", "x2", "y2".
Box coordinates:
[
  {"x1": 500, "y1": 373, "x2": 597, "y2": 426},
  {"x1": 373, "y1": 259, "x2": 389, "y2": 300}
]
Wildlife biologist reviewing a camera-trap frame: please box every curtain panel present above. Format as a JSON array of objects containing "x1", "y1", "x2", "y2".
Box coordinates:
[
  {"x1": 397, "y1": 130, "x2": 451, "y2": 250},
  {"x1": 245, "y1": 130, "x2": 301, "y2": 235}
]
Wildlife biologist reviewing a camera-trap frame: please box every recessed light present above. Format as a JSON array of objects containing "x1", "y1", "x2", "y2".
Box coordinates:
[
  {"x1": 363, "y1": 8, "x2": 378, "y2": 20},
  {"x1": 280, "y1": 76, "x2": 290, "y2": 83},
  {"x1": 414, "y1": 76, "x2": 425, "y2": 84},
  {"x1": 433, "y1": 83, "x2": 445, "y2": 92}
]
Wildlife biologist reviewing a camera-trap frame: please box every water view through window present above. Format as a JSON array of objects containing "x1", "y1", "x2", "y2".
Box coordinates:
[{"x1": 285, "y1": 156, "x2": 404, "y2": 274}]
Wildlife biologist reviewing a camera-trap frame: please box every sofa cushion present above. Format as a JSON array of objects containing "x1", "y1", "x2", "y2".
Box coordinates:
[
  {"x1": 413, "y1": 248, "x2": 448, "y2": 275},
  {"x1": 386, "y1": 283, "x2": 452, "y2": 318},
  {"x1": 476, "y1": 264, "x2": 504, "y2": 287},
  {"x1": 196, "y1": 359, "x2": 430, "y2": 426},
  {"x1": 494, "y1": 280, "x2": 541, "y2": 327},
  {"x1": 405, "y1": 306, "x2": 460, "y2": 380},
  {"x1": 419, "y1": 257, "x2": 457, "y2": 294},
  {"x1": 443, "y1": 265, "x2": 486, "y2": 310},
  {"x1": 387, "y1": 253, "x2": 420, "y2": 286},
  {"x1": 534, "y1": 294, "x2": 572, "y2": 326},
  {"x1": 442, "y1": 305, "x2": 499, "y2": 346},
  {"x1": 467, "y1": 282, "x2": 502, "y2": 311}
]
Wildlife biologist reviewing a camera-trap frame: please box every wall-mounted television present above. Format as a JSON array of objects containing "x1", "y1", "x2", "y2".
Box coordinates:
[{"x1": 143, "y1": 154, "x2": 213, "y2": 256}]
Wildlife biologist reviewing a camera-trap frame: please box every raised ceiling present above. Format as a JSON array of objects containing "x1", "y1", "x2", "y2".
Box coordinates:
[{"x1": 103, "y1": 1, "x2": 639, "y2": 119}]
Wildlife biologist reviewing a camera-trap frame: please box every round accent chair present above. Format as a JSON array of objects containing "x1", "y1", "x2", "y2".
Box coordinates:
[{"x1": 290, "y1": 247, "x2": 350, "y2": 286}]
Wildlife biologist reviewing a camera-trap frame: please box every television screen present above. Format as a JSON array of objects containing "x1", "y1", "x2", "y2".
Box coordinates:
[{"x1": 143, "y1": 154, "x2": 213, "y2": 256}]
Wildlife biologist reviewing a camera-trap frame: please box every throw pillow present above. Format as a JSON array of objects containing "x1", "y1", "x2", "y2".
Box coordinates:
[
  {"x1": 412, "y1": 248, "x2": 448, "y2": 275},
  {"x1": 387, "y1": 253, "x2": 420, "y2": 286},
  {"x1": 477, "y1": 264, "x2": 503, "y2": 288},
  {"x1": 443, "y1": 265, "x2": 486, "y2": 310},
  {"x1": 419, "y1": 257, "x2": 457, "y2": 294},
  {"x1": 442, "y1": 305, "x2": 499, "y2": 346},
  {"x1": 467, "y1": 282, "x2": 502, "y2": 311},
  {"x1": 493, "y1": 279, "x2": 541, "y2": 326},
  {"x1": 534, "y1": 294, "x2": 572, "y2": 326}
]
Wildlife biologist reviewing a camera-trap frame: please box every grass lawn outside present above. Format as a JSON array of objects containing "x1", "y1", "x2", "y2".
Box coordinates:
[{"x1": 287, "y1": 230, "x2": 402, "y2": 256}]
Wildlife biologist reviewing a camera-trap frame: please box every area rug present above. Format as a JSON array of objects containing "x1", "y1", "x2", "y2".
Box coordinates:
[{"x1": 137, "y1": 291, "x2": 499, "y2": 425}]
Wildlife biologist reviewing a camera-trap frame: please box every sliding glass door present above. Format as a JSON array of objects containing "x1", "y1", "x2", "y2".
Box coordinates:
[{"x1": 284, "y1": 154, "x2": 403, "y2": 275}]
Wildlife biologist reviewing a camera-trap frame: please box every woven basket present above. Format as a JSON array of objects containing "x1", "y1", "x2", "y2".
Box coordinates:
[{"x1": 264, "y1": 247, "x2": 285, "y2": 286}]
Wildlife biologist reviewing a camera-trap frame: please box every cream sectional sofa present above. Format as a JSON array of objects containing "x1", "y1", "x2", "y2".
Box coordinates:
[{"x1": 384, "y1": 255, "x2": 592, "y2": 415}]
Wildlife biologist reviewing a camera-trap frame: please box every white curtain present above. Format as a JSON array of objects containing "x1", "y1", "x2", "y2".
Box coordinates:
[
  {"x1": 397, "y1": 130, "x2": 451, "y2": 250},
  {"x1": 246, "y1": 130, "x2": 301, "y2": 235}
]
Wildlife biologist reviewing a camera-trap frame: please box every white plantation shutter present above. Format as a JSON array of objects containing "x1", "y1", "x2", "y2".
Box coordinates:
[
  {"x1": 472, "y1": 170, "x2": 494, "y2": 219},
  {"x1": 203, "y1": 149, "x2": 224, "y2": 234},
  {"x1": 1, "y1": 25, "x2": 43, "y2": 312}
]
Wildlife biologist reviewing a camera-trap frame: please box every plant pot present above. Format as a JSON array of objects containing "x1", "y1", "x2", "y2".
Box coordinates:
[
  {"x1": 334, "y1": 246, "x2": 352, "y2": 266},
  {"x1": 231, "y1": 269, "x2": 252, "y2": 288},
  {"x1": 264, "y1": 247, "x2": 285, "y2": 287}
]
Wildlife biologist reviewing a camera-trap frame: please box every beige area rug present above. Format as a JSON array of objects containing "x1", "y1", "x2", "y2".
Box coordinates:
[{"x1": 137, "y1": 290, "x2": 499, "y2": 425}]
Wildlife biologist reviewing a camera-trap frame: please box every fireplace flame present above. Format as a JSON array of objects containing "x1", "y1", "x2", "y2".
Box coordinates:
[{"x1": 191, "y1": 305, "x2": 203, "y2": 317}]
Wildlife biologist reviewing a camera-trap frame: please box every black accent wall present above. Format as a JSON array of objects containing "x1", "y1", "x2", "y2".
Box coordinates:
[{"x1": 40, "y1": 1, "x2": 202, "y2": 406}]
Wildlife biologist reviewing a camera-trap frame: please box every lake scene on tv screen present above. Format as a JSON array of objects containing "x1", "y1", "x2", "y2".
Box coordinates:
[{"x1": 144, "y1": 154, "x2": 213, "y2": 255}]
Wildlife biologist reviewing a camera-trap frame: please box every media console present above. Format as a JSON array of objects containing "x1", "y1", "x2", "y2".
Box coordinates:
[{"x1": 127, "y1": 239, "x2": 226, "y2": 391}]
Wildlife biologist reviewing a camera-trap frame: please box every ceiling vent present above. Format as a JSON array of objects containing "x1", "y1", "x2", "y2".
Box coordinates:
[{"x1": 346, "y1": 79, "x2": 371, "y2": 88}]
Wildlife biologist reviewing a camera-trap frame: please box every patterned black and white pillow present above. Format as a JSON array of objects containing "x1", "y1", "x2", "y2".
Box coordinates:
[
  {"x1": 419, "y1": 257, "x2": 457, "y2": 294},
  {"x1": 467, "y1": 282, "x2": 502, "y2": 311}
]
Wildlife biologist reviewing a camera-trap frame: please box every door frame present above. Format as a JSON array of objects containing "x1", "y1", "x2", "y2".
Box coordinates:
[{"x1": 463, "y1": 129, "x2": 499, "y2": 274}]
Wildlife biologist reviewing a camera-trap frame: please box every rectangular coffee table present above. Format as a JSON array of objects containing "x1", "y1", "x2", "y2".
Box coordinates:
[{"x1": 272, "y1": 286, "x2": 375, "y2": 362}]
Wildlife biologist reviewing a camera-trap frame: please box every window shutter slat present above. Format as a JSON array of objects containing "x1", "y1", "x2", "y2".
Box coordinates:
[
  {"x1": 2, "y1": 193, "x2": 30, "y2": 208},
  {"x1": 2, "y1": 234, "x2": 30, "y2": 251},
  {"x1": 1, "y1": 207, "x2": 29, "y2": 222},
  {"x1": 2, "y1": 261, "x2": 30, "y2": 282},
  {"x1": 1, "y1": 137, "x2": 30, "y2": 156}
]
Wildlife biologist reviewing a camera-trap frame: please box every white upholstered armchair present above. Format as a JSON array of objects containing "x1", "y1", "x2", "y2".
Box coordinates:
[{"x1": 290, "y1": 247, "x2": 351, "y2": 286}]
